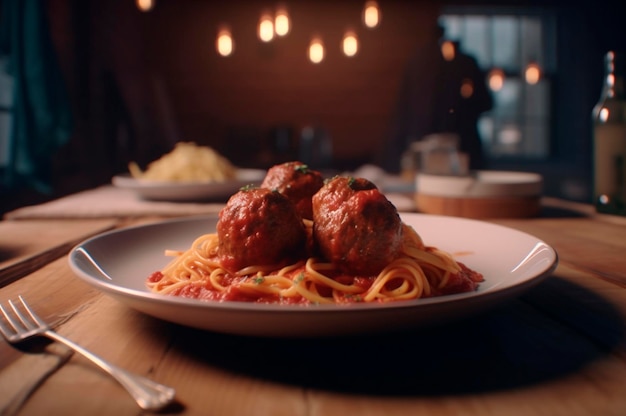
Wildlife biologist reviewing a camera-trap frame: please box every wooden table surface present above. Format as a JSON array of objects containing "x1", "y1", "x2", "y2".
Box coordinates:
[{"x1": 0, "y1": 197, "x2": 625, "y2": 416}]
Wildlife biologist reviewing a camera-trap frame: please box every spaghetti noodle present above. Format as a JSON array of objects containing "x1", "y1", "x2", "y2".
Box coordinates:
[
  {"x1": 147, "y1": 222, "x2": 483, "y2": 304},
  {"x1": 129, "y1": 142, "x2": 236, "y2": 182}
]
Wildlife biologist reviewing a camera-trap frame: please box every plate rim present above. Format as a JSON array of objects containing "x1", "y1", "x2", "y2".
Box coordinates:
[
  {"x1": 112, "y1": 168, "x2": 266, "y2": 189},
  {"x1": 110, "y1": 169, "x2": 266, "y2": 201},
  {"x1": 68, "y1": 213, "x2": 558, "y2": 316}
]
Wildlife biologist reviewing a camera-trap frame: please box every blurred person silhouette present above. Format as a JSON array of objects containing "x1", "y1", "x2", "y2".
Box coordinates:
[{"x1": 379, "y1": 23, "x2": 493, "y2": 173}]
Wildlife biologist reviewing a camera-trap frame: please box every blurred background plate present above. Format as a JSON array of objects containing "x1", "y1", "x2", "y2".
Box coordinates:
[{"x1": 112, "y1": 168, "x2": 265, "y2": 201}]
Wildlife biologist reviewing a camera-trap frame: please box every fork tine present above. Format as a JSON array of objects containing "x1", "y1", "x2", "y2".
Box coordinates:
[
  {"x1": 0, "y1": 296, "x2": 176, "y2": 410},
  {"x1": 0, "y1": 304, "x2": 17, "y2": 337},
  {"x1": 17, "y1": 296, "x2": 48, "y2": 328},
  {"x1": 1, "y1": 302, "x2": 26, "y2": 333},
  {"x1": 9, "y1": 298, "x2": 38, "y2": 332}
]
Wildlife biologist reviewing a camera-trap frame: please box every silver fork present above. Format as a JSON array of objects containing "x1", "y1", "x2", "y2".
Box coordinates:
[{"x1": 0, "y1": 296, "x2": 176, "y2": 411}]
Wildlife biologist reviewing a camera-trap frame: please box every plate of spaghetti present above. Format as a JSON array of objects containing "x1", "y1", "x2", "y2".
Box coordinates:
[
  {"x1": 112, "y1": 142, "x2": 265, "y2": 201},
  {"x1": 70, "y1": 162, "x2": 558, "y2": 337}
]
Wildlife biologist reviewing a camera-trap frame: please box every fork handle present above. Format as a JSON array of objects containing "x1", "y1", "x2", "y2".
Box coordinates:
[{"x1": 44, "y1": 330, "x2": 175, "y2": 410}]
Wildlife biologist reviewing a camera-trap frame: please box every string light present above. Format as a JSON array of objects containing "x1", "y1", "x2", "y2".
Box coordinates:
[
  {"x1": 440, "y1": 40, "x2": 455, "y2": 61},
  {"x1": 362, "y1": 1, "x2": 381, "y2": 29},
  {"x1": 460, "y1": 78, "x2": 474, "y2": 98},
  {"x1": 136, "y1": 0, "x2": 154, "y2": 12},
  {"x1": 488, "y1": 68, "x2": 505, "y2": 91},
  {"x1": 525, "y1": 61, "x2": 541, "y2": 84},
  {"x1": 216, "y1": 26, "x2": 234, "y2": 57},
  {"x1": 218, "y1": 3, "x2": 385, "y2": 61},
  {"x1": 342, "y1": 30, "x2": 358, "y2": 57},
  {"x1": 275, "y1": 5, "x2": 290, "y2": 36},
  {"x1": 258, "y1": 11, "x2": 274, "y2": 42},
  {"x1": 309, "y1": 36, "x2": 324, "y2": 64}
]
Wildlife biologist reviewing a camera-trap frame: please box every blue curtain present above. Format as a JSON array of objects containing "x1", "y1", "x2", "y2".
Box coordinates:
[{"x1": 0, "y1": 0, "x2": 73, "y2": 194}]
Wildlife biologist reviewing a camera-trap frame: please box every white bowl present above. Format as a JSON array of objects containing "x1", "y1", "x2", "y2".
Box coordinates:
[{"x1": 416, "y1": 170, "x2": 543, "y2": 198}]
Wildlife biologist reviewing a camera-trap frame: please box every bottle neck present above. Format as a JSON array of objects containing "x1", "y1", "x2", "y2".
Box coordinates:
[
  {"x1": 603, "y1": 52, "x2": 625, "y2": 100},
  {"x1": 605, "y1": 75, "x2": 625, "y2": 99}
]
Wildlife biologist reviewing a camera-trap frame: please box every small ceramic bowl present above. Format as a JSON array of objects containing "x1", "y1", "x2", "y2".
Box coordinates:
[{"x1": 415, "y1": 171, "x2": 543, "y2": 218}]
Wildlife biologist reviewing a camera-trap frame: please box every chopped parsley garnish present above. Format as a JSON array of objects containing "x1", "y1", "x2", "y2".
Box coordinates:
[
  {"x1": 345, "y1": 293, "x2": 364, "y2": 302},
  {"x1": 294, "y1": 272, "x2": 305, "y2": 284},
  {"x1": 295, "y1": 164, "x2": 310, "y2": 174},
  {"x1": 240, "y1": 184, "x2": 257, "y2": 191}
]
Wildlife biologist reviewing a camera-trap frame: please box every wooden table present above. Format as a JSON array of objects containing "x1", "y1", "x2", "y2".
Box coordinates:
[{"x1": 0, "y1": 197, "x2": 625, "y2": 416}]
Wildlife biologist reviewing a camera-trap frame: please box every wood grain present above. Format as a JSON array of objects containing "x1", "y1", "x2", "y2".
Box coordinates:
[
  {"x1": 0, "y1": 219, "x2": 116, "y2": 287},
  {"x1": 1, "y1": 201, "x2": 626, "y2": 415},
  {"x1": 414, "y1": 193, "x2": 541, "y2": 218}
]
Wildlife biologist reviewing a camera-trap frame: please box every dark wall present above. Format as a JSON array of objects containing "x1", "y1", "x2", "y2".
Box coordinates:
[
  {"x1": 47, "y1": 0, "x2": 442, "y2": 188},
  {"x1": 40, "y1": 0, "x2": 626, "y2": 201}
]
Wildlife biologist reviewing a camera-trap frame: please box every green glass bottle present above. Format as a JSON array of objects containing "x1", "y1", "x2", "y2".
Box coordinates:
[{"x1": 592, "y1": 51, "x2": 626, "y2": 215}]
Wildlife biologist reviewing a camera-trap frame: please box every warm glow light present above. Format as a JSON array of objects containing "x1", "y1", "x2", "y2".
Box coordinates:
[
  {"x1": 363, "y1": 1, "x2": 381, "y2": 28},
  {"x1": 216, "y1": 27, "x2": 234, "y2": 57},
  {"x1": 440, "y1": 40, "x2": 455, "y2": 61},
  {"x1": 309, "y1": 37, "x2": 324, "y2": 64},
  {"x1": 342, "y1": 30, "x2": 358, "y2": 57},
  {"x1": 525, "y1": 62, "x2": 541, "y2": 84},
  {"x1": 460, "y1": 78, "x2": 474, "y2": 98},
  {"x1": 275, "y1": 6, "x2": 290, "y2": 36},
  {"x1": 136, "y1": 0, "x2": 154, "y2": 12},
  {"x1": 488, "y1": 68, "x2": 505, "y2": 91},
  {"x1": 258, "y1": 12, "x2": 274, "y2": 42}
]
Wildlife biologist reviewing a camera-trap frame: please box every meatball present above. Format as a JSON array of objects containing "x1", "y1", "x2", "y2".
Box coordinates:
[
  {"x1": 261, "y1": 161, "x2": 324, "y2": 220},
  {"x1": 312, "y1": 176, "x2": 403, "y2": 275},
  {"x1": 217, "y1": 187, "x2": 307, "y2": 272}
]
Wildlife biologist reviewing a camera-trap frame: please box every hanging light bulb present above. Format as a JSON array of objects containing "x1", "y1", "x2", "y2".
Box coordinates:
[
  {"x1": 342, "y1": 30, "x2": 358, "y2": 57},
  {"x1": 460, "y1": 78, "x2": 474, "y2": 98},
  {"x1": 440, "y1": 40, "x2": 455, "y2": 61},
  {"x1": 258, "y1": 11, "x2": 274, "y2": 42},
  {"x1": 362, "y1": 1, "x2": 381, "y2": 29},
  {"x1": 216, "y1": 26, "x2": 234, "y2": 57},
  {"x1": 488, "y1": 68, "x2": 505, "y2": 91},
  {"x1": 136, "y1": 0, "x2": 154, "y2": 12},
  {"x1": 525, "y1": 61, "x2": 541, "y2": 84},
  {"x1": 275, "y1": 5, "x2": 290, "y2": 37},
  {"x1": 309, "y1": 36, "x2": 324, "y2": 64}
]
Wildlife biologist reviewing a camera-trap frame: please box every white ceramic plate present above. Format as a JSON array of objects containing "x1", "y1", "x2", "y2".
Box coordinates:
[
  {"x1": 68, "y1": 213, "x2": 558, "y2": 337},
  {"x1": 112, "y1": 169, "x2": 266, "y2": 201}
]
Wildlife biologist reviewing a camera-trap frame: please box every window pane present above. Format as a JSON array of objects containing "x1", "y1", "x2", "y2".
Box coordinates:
[
  {"x1": 491, "y1": 79, "x2": 522, "y2": 156},
  {"x1": 461, "y1": 16, "x2": 490, "y2": 68},
  {"x1": 493, "y1": 78, "x2": 521, "y2": 117},
  {"x1": 0, "y1": 112, "x2": 11, "y2": 167},
  {"x1": 441, "y1": 15, "x2": 463, "y2": 40},
  {"x1": 525, "y1": 81, "x2": 547, "y2": 117},
  {"x1": 521, "y1": 17, "x2": 543, "y2": 66},
  {"x1": 524, "y1": 81, "x2": 550, "y2": 157},
  {"x1": 493, "y1": 16, "x2": 519, "y2": 70},
  {"x1": 441, "y1": 12, "x2": 553, "y2": 161}
]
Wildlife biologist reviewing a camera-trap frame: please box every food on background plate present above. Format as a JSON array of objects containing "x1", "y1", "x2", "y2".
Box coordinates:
[
  {"x1": 128, "y1": 142, "x2": 236, "y2": 182},
  {"x1": 147, "y1": 161, "x2": 484, "y2": 304}
]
